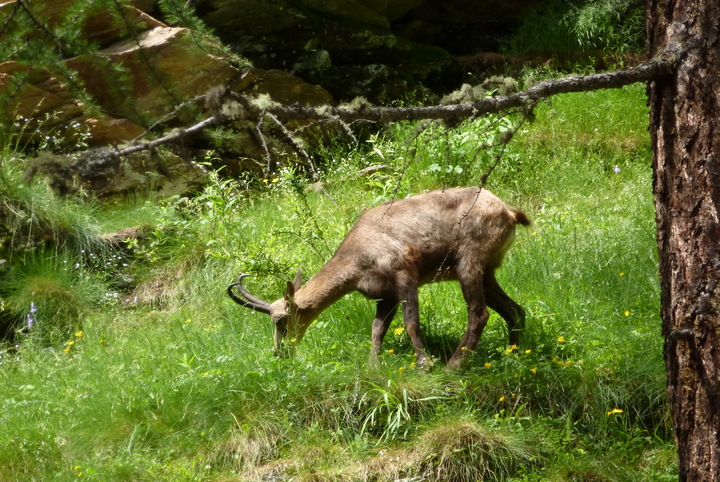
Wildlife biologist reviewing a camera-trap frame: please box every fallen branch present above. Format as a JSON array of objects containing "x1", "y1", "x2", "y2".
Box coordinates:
[
  {"x1": 233, "y1": 58, "x2": 674, "y2": 123},
  {"x1": 110, "y1": 57, "x2": 674, "y2": 159}
]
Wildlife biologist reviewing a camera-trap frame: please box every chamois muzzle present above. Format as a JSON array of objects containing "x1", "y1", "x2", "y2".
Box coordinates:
[{"x1": 227, "y1": 274, "x2": 272, "y2": 315}]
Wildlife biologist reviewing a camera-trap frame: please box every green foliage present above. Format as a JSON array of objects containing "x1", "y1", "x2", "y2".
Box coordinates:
[
  {"x1": 0, "y1": 157, "x2": 102, "y2": 258},
  {"x1": 0, "y1": 84, "x2": 675, "y2": 479},
  {"x1": 504, "y1": 0, "x2": 645, "y2": 57},
  {"x1": 1, "y1": 252, "x2": 108, "y2": 343}
]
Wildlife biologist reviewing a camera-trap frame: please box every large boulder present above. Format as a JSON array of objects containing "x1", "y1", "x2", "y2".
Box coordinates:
[
  {"x1": 194, "y1": 0, "x2": 548, "y2": 101},
  {"x1": 1, "y1": 1, "x2": 336, "y2": 194},
  {"x1": 0, "y1": 0, "x2": 161, "y2": 48},
  {"x1": 0, "y1": 62, "x2": 147, "y2": 147},
  {"x1": 194, "y1": 0, "x2": 453, "y2": 102},
  {"x1": 24, "y1": 148, "x2": 209, "y2": 199},
  {"x1": 75, "y1": 149, "x2": 209, "y2": 199},
  {"x1": 65, "y1": 26, "x2": 240, "y2": 125}
]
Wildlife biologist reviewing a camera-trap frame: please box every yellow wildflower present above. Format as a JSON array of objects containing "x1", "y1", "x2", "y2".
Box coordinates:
[
  {"x1": 530, "y1": 367, "x2": 537, "y2": 374},
  {"x1": 63, "y1": 348, "x2": 71, "y2": 354},
  {"x1": 607, "y1": 408, "x2": 624, "y2": 416},
  {"x1": 461, "y1": 346, "x2": 468, "y2": 351},
  {"x1": 484, "y1": 362, "x2": 493, "y2": 368},
  {"x1": 525, "y1": 349, "x2": 532, "y2": 354},
  {"x1": 387, "y1": 348, "x2": 395, "y2": 354},
  {"x1": 624, "y1": 310, "x2": 630, "y2": 317},
  {"x1": 409, "y1": 362, "x2": 416, "y2": 369},
  {"x1": 393, "y1": 326, "x2": 405, "y2": 336},
  {"x1": 619, "y1": 272, "x2": 625, "y2": 277},
  {"x1": 557, "y1": 336, "x2": 565, "y2": 343},
  {"x1": 75, "y1": 331, "x2": 83, "y2": 340},
  {"x1": 398, "y1": 366, "x2": 405, "y2": 372},
  {"x1": 499, "y1": 396, "x2": 506, "y2": 402}
]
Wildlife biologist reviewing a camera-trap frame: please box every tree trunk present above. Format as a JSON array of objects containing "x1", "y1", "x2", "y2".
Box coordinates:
[{"x1": 647, "y1": 0, "x2": 720, "y2": 479}]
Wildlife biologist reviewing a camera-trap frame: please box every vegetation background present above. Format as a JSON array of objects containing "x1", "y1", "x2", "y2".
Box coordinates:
[{"x1": 0, "y1": 0, "x2": 676, "y2": 480}]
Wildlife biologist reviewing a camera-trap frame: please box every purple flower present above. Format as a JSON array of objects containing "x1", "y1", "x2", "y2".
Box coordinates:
[
  {"x1": 613, "y1": 165, "x2": 621, "y2": 174},
  {"x1": 30, "y1": 302, "x2": 37, "y2": 314},
  {"x1": 26, "y1": 313, "x2": 35, "y2": 329}
]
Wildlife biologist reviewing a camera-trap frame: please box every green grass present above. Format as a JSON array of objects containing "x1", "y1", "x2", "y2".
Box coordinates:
[
  {"x1": 0, "y1": 83, "x2": 677, "y2": 480},
  {"x1": 503, "y1": 0, "x2": 645, "y2": 59}
]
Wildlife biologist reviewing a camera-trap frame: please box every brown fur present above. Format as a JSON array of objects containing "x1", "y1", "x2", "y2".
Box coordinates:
[{"x1": 229, "y1": 187, "x2": 529, "y2": 369}]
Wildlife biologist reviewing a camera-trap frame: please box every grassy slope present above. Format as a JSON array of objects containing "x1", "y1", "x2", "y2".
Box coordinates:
[{"x1": 0, "y1": 84, "x2": 677, "y2": 480}]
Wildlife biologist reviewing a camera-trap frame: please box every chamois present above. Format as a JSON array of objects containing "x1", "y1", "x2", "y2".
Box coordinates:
[{"x1": 228, "y1": 187, "x2": 530, "y2": 369}]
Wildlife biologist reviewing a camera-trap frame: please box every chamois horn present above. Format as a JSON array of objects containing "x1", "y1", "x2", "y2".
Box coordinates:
[{"x1": 227, "y1": 274, "x2": 272, "y2": 314}]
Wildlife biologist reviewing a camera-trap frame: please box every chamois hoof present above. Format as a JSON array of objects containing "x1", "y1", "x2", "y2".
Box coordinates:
[
  {"x1": 416, "y1": 354, "x2": 435, "y2": 371},
  {"x1": 444, "y1": 357, "x2": 466, "y2": 371}
]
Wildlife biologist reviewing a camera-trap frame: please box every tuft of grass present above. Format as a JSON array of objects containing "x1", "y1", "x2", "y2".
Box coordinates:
[
  {"x1": 0, "y1": 252, "x2": 109, "y2": 342},
  {"x1": 0, "y1": 157, "x2": 103, "y2": 259},
  {"x1": 354, "y1": 415, "x2": 537, "y2": 481}
]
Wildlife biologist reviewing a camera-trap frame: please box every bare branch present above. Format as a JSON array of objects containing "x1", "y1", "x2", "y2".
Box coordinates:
[
  {"x1": 232, "y1": 59, "x2": 674, "y2": 124},
  {"x1": 116, "y1": 116, "x2": 217, "y2": 157},
  {"x1": 106, "y1": 58, "x2": 674, "y2": 161}
]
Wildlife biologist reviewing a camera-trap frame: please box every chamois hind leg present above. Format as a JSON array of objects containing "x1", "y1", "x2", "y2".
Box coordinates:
[
  {"x1": 399, "y1": 281, "x2": 433, "y2": 369},
  {"x1": 483, "y1": 270, "x2": 525, "y2": 346},
  {"x1": 369, "y1": 298, "x2": 398, "y2": 365},
  {"x1": 447, "y1": 275, "x2": 490, "y2": 370}
]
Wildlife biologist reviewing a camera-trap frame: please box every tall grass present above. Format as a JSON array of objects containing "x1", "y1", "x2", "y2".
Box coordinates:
[
  {"x1": 503, "y1": 0, "x2": 645, "y2": 59},
  {"x1": 0, "y1": 84, "x2": 677, "y2": 480}
]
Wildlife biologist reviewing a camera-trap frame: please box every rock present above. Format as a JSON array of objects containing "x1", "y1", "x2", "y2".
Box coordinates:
[
  {"x1": 1, "y1": 0, "x2": 340, "y2": 197},
  {"x1": 195, "y1": 0, "x2": 549, "y2": 100},
  {"x1": 232, "y1": 68, "x2": 334, "y2": 106},
  {"x1": 195, "y1": 0, "x2": 454, "y2": 102},
  {"x1": 99, "y1": 224, "x2": 152, "y2": 248},
  {"x1": 65, "y1": 25, "x2": 334, "y2": 124},
  {"x1": 75, "y1": 149, "x2": 209, "y2": 199},
  {"x1": 0, "y1": 62, "x2": 147, "y2": 147},
  {"x1": 0, "y1": 0, "x2": 163, "y2": 49},
  {"x1": 65, "y1": 27, "x2": 240, "y2": 125}
]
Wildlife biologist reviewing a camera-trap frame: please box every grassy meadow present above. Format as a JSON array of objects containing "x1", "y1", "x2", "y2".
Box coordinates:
[{"x1": 0, "y1": 84, "x2": 677, "y2": 480}]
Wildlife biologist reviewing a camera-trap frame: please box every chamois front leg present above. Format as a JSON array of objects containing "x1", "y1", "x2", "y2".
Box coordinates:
[
  {"x1": 369, "y1": 298, "x2": 398, "y2": 365},
  {"x1": 446, "y1": 277, "x2": 490, "y2": 370},
  {"x1": 400, "y1": 284, "x2": 434, "y2": 369},
  {"x1": 483, "y1": 270, "x2": 525, "y2": 346}
]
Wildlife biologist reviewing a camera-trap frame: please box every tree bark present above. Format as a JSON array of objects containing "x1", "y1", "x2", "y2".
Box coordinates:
[{"x1": 647, "y1": 0, "x2": 720, "y2": 479}]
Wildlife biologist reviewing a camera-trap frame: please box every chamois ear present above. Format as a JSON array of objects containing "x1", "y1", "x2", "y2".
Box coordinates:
[
  {"x1": 293, "y1": 269, "x2": 302, "y2": 292},
  {"x1": 285, "y1": 280, "x2": 295, "y2": 300},
  {"x1": 285, "y1": 269, "x2": 302, "y2": 300}
]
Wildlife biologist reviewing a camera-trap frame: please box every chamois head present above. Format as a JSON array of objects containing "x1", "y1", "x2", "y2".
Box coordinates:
[{"x1": 227, "y1": 270, "x2": 305, "y2": 356}]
